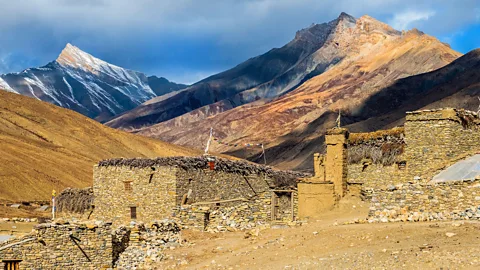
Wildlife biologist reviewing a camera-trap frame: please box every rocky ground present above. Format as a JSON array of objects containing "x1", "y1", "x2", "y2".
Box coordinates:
[
  {"x1": 156, "y1": 198, "x2": 480, "y2": 269},
  {"x1": 2, "y1": 197, "x2": 480, "y2": 269}
]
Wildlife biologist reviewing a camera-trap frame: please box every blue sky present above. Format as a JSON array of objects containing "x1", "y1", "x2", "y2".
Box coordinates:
[{"x1": 0, "y1": 0, "x2": 479, "y2": 84}]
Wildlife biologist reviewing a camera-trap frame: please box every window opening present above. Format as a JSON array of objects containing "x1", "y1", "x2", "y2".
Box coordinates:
[
  {"x1": 124, "y1": 181, "x2": 132, "y2": 192},
  {"x1": 130, "y1": 206, "x2": 137, "y2": 219},
  {"x1": 3, "y1": 260, "x2": 21, "y2": 270}
]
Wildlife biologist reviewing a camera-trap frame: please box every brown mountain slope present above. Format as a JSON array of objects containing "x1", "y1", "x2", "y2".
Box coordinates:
[
  {"x1": 136, "y1": 15, "x2": 461, "y2": 171},
  {"x1": 0, "y1": 90, "x2": 200, "y2": 202},
  {"x1": 272, "y1": 48, "x2": 480, "y2": 171}
]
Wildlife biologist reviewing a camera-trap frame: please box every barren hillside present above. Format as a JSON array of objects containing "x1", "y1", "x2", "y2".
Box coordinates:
[{"x1": 0, "y1": 90, "x2": 199, "y2": 201}]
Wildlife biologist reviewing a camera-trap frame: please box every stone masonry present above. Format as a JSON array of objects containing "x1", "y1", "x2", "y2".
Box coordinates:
[
  {"x1": 404, "y1": 108, "x2": 480, "y2": 182},
  {"x1": 368, "y1": 179, "x2": 480, "y2": 222},
  {"x1": 94, "y1": 157, "x2": 305, "y2": 229},
  {"x1": 353, "y1": 108, "x2": 480, "y2": 222},
  {"x1": 0, "y1": 220, "x2": 182, "y2": 269},
  {"x1": 0, "y1": 222, "x2": 113, "y2": 269}
]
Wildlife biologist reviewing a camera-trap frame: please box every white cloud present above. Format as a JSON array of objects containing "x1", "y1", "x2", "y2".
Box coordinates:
[{"x1": 389, "y1": 10, "x2": 436, "y2": 30}]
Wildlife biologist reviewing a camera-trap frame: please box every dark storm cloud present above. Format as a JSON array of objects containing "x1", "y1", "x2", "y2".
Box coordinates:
[{"x1": 0, "y1": 0, "x2": 478, "y2": 83}]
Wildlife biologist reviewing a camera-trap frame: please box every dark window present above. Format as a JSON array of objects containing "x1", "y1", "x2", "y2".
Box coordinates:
[
  {"x1": 3, "y1": 260, "x2": 21, "y2": 270},
  {"x1": 124, "y1": 181, "x2": 132, "y2": 192},
  {"x1": 130, "y1": 206, "x2": 137, "y2": 219}
]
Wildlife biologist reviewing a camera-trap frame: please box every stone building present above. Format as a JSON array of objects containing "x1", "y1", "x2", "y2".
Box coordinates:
[
  {"x1": 298, "y1": 128, "x2": 350, "y2": 218},
  {"x1": 93, "y1": 108, "x2": 480, "y2": 222},
  {"x1": 93, "y1": 157, "x2": 306, "y2": 230},
  {"x1": 340, "y1": 108, "x2": 480, "y2": 222},
  {"x1": 299, "y1": 108, "x2": 480, "y2": 221},
  {"x1": 347, "y1": 108, "x2": 480, "y2": 188}
]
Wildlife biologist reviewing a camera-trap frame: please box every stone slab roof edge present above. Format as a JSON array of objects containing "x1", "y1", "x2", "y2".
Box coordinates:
[
  {"x1": 97, "y1": 156, "x2": 310, "y2": 187},
  {"x1": 406, "y1": 108, "x2": 478, "y2": 116}
]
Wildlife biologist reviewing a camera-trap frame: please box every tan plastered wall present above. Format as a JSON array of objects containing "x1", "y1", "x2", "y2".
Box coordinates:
[
  {"x1": 325, "y1": 131, "x2": 348, "y2": 197},
  {"x1": 298, "y1": 182, "x2": 336, "y2": 218}
]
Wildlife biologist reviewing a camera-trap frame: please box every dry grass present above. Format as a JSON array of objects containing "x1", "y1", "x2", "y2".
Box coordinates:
[
  {"x1": 347, "y1": 127, "x2": 405, "y2": 165},
  {"x1": 0, "y1": 90, "x2": 201, "y2": 202},
  {"x1": 348, "y1": 143, "x2": 404, "y2": 165},
  {"x1": 56, "y1": 188, "x2": 93, "y2": 213},
  {"x1": 348, "y1": 127, "x2": 404, "y2": 145}
]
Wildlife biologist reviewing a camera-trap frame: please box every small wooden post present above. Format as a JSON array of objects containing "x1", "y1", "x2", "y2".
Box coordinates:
[{"x1": 290, "y1": 192, "x2": 294, "y2": 221}]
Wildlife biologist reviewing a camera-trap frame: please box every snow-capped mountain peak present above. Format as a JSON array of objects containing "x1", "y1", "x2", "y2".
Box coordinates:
[
  {"x1": 57, "y1": 43, "x2": 126, "y2": 75},
  {"x1": 0, "y1": 44, "x2": 187, "y2": 121},
  {"x1": 56, "y1": 43, "x2": 95, "y2": 68}
]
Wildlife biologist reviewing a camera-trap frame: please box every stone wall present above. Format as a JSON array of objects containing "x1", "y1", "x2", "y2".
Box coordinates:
[
  {"x1": 173, "y1": 191, "x2": 298, "y2": 232},
  {"x1": 94, "y1": 157, "x2": 302, "y2": 227},
  {"x1": 404, "y1": 109, "x2": 480, "y2": 182},
  {"x1": 0, "y1": 222, "x2": 113, "y2": 269},
  {"x1": 368, "y1": 179, "x2": 480, "y2": 222},
  {"x1": 115, "y1": 220, "x2": 181, "y2": 269},
  {"x1": 94, "y1": 165, "x2": 178, "y2": 225},
  {"x1": 348, "y1": 163, "x2": 404, "y2": 189},
  {"x1": 175, "y1": 168, "x2": 274, "y2": 204}
]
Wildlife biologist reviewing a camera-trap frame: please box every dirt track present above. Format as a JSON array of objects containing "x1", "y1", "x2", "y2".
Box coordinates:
[{"x1": 157, "y1": 198, "x2": 480, "y2": 269}]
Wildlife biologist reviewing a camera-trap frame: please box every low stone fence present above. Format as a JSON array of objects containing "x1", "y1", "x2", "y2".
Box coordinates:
[
  {"x1": 173, "y1": 193, "x2": 273, "y2": 232},
  {"x1": 0, "y1": 219, "x2": 183, "y2": 269},
  {"x1": 368, "y1": 179, "x2": 480, "y2": 222},
  {"x1": 173, "y1": 191, "x2": 297, "y2": 232}
]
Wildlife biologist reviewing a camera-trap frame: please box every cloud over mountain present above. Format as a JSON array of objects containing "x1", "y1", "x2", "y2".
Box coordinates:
[{"x1": 0, "y1": 0, "x2": 478, "y2": 83}]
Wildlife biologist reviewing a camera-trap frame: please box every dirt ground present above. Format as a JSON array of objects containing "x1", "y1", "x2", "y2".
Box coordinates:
[
  {"x1": 2, "y1": 197, "x2": 480, "y2": 269},
  {"x1": 157, "y1": 197, "x2": 480, "y2": 269},
  {"x1": 0, "y1": 204, "x2": 50, "y2": 219}
]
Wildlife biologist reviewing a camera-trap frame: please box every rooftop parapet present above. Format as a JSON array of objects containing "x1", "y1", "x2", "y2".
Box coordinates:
[{"x1": 406, "y1": 108, "x2": 480, "y2": 125}]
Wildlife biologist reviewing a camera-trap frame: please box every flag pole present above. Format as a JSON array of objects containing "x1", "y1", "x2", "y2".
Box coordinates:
[
  {"x1": 204, "y1": 127, "x2": 213, "y2": 155},
  {"x1": 261, "y1": 144, "x2": 267, "y2": 166},
  {"x1": 52, "y1": 189, "x2": 56, "y2": 220}
]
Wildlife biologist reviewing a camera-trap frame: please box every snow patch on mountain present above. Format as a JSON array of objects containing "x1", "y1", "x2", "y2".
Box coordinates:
[{"x1": 0, "y1": 77, "x2": 16, "y2": 93}]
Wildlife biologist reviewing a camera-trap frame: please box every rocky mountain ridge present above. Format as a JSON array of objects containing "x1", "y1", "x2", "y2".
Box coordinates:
[
  {"x1": 132, "y1": 13, "x2": 463, "y2": 171},
  {"x1": 107, "y1": 13, "x2": 372, "y2": 129}
]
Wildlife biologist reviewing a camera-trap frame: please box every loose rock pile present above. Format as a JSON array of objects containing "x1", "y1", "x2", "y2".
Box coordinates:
[
  {"x1": 0, "y1": 217, "x2": 40, "y2": 223},
  {"x1": 115, "y1": 220, "x2": 182, "y2": 270},
  {"x1": 207, "y1": 203, "x2": 270, "y2": 232}
]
